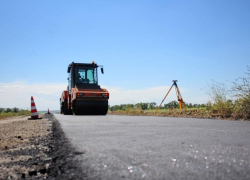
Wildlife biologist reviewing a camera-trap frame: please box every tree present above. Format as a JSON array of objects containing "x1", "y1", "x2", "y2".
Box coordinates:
[
  {"x1": 12, "y1": 107, "x2": 19, "y2": 113},
  {"x1": 148, "y1": 102, "x2": 157, "y2": 109},
  {"x1": 126, "y1": 104, "x2": 134, "y2": 109},
  {"x1": 199, "y1": 103, "x2": 206, "y2": 108},
  {"x1": 163, "y1": 100, "x2": 179, "y2": 109},
  {"x1": 141, "y1": 103, "x2": 148, "y2": 110},
  {"x1": 135, "y1": 103, "x2": 142, "y2": 109},
  {"x1": 5, "y1": 108, "x2": 12, "y2": 113}
]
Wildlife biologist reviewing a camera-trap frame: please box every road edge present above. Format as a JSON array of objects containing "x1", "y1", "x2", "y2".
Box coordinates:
[{"x1": 45, "y1": 114, "x2": 87, "y2": 180}]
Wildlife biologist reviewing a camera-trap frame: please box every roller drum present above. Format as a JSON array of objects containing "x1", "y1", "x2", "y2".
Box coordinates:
[{"x1": 73, "y1": 99, "x2": 108, "y2": 115}]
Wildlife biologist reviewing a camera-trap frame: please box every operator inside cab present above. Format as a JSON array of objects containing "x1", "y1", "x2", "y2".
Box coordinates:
[
  {"x1": 75, "y1": 70, "x2": 89, "y2": 84},
  {"x1": 74, "y1": 66, "x2": 97, "y2": 85}
]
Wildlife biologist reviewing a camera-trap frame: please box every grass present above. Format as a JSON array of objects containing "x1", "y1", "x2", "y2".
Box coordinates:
[
  {"x1": 108, "y1": 106, "x2": 249, "y2": 120},
  {"x1": 0, "y1": 111, "x2": 30, "y2": 120}
]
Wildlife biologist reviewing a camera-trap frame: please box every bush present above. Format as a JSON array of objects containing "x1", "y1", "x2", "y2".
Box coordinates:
[
  {"x1": 232, "y1": 95, "x2": 250, "y2": 119},
  {"x1": 231, "y1": 66, "x2": 250, "y2": 119},
  {"x1": 206, "y1": 66, "x2": 250, "y2": 120}
]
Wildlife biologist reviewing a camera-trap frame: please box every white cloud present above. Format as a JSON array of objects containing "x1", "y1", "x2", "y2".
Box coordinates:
[
  {"x1": 4, "y1": 85, "x2": 27, "y2": 88},
  {"x1": 104, "y1": 85, "x2": 209, "y2": 106},
  {"x1": 0, "y1": 81, "x2": 66, "y2": 110},
  {"x1": 105, "y1": 86, "x2": 174, "y2": 105},
  {"x1": 0, "y1": 81, "x2": 209, "y2": 110}
]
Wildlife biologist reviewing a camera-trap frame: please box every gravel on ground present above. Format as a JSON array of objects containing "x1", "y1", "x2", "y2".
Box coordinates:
[{"x1": 0, "y1": 114, "x2": 84, "y2": 180}]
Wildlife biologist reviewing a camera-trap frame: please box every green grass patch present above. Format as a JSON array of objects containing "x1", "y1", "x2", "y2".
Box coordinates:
[{"x1": 0, "y1": 110, "x2": 30, "y2": 119}]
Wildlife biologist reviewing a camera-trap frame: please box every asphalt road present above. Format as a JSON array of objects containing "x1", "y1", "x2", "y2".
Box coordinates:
[{"x1": 54, "y1": 114, "x2": 250, "y2": 180}]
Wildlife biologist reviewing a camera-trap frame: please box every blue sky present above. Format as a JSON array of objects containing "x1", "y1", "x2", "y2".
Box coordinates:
[{"x1": 0, "y1": 0, "x2": 249, "y2": 110}]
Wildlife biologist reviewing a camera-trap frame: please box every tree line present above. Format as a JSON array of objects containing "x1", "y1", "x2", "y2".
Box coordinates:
[
  {"x1": 0, "y1": 107, "x2": 28, "y2": 113},
  {"x1": 109, "y1": 101, "x2": 207, "y2": 111}
]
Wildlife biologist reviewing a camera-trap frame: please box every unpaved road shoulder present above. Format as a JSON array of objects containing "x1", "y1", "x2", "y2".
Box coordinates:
[
  {"x1": 0, "y1": 114, "x2": 84, "y2": 180},
  {"x1": 0, "y1": 115, "x2": 52, "y2": 179}
]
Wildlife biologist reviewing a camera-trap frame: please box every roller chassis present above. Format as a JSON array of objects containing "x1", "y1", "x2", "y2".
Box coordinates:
[{"x1": 60, "y1": 88, "x2": 109, "y2": 115}]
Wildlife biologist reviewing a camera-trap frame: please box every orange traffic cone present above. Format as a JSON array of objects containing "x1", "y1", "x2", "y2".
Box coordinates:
[{"x1": 28, "y1": 96, "x2": 42, "y2": 120}]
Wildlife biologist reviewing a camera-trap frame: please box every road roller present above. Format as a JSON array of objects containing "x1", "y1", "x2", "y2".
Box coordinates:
[{"x1": 60, "y1": 61, "x2": 109, "y2": 115}]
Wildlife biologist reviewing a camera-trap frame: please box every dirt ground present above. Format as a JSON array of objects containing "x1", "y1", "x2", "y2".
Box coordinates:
[
  {"x1": 0, "y1": 114, "x2": 85, "y2": 180},
  {"x1": 0, "y1": 115, "x2": 52, "y2": 179}
]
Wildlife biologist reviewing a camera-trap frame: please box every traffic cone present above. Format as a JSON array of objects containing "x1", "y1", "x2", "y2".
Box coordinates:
[{"x1": 28, "y1": 96, "x2": 42, "y2": 120}]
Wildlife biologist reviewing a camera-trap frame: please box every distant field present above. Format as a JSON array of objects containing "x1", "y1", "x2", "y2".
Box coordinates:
[
  {"x1": 38, "y1": 110, "x2": 60, "y2": 115},
  {"x1": 108, "y1": 107, "x2": 248, "y2": 120}
]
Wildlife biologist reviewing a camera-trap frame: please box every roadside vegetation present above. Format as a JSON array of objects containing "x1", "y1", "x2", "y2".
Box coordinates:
[
  {"x1": 109, "y1": 66, "x2": 250, "y2": 120},
  {"x1": 0, "y1": 107, "x2": 30, "y2": 119},
  {"x1": 108, "y1": 102, "x2": 212, "y2": 119}
]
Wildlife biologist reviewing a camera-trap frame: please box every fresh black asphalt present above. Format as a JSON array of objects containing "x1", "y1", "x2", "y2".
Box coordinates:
[{"x1": 54, "y1": 114, "x2": 250, "y2": 180}]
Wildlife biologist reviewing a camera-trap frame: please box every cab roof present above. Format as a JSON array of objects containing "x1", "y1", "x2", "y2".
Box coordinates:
[{"x1": 67, "y1": 62, "x2": 98, "y2": 73}]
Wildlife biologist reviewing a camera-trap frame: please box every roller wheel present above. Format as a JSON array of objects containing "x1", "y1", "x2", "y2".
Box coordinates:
[{"x1": 62, "y1": 102, "x2": 72, "y2": 115}]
